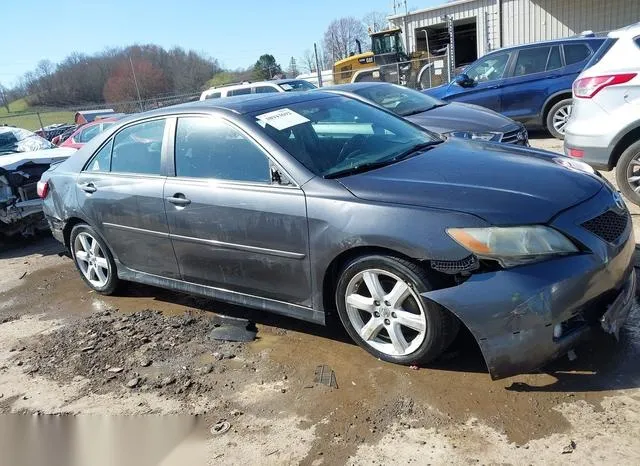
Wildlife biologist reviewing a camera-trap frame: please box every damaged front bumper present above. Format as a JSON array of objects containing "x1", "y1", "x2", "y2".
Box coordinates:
[{"x1": 423, "y1": 188, "x2": 636, "y2": 380}]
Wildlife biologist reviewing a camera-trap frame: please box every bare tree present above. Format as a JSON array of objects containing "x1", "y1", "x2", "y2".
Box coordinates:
[
  {"x1": 363, "y1": 11, "x2": 388, "y2": 33},
  {"x1": 0, "y1": 83, "x2": 9, "y2": 112},
  {"x1": 300, "y1": 49, "x2": 317, "y2": 73},
  {"x1": 323, "y1": 17, "x2": 370, "y2": 64}
]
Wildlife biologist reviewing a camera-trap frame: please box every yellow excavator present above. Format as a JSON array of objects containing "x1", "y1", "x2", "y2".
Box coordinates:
[{"x1": 332, "y1": 27, "x2": 436, "y2": 88}]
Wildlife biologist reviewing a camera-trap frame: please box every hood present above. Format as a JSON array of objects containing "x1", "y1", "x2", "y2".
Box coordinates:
[
  {"x1": 406, "y1": 102, "x2": 518, "y2": 135},
  {"x1": 337, "y1": 139, "x2": 603, "y2": 225},
  {"x1": 0, "y1": 147, "x2": 77, "y2": 171},
  {"x1": 421, "y1": 84, "x2": 449, "y2": 100}
]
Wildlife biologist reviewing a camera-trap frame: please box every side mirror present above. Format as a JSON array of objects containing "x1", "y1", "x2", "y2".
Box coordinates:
[{"x1": 454, "y1": 73, "x2": 473, "y2": 88}]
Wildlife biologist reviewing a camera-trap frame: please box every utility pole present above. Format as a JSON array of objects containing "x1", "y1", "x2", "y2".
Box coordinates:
[
  {"x1": 314, "y1": 43, "x2": 323, "y2": 87},
  {"x1": 129, "y1": 56, "x2": 143, "y2": 112}
]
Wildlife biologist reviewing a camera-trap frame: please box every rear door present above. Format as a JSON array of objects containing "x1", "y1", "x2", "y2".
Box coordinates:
[
  {"x1": 164, "y1": 115, "x2": 312, "y2": 307},
  {"x1": 76, "y1": 117, "x2": 180, "y2": 278},
  {"x1": 499, "y1": 45, "x2": 555, "y2": 121},
  {"x1": 444, "y1": 50, "x2": 513, "y2": 111}
]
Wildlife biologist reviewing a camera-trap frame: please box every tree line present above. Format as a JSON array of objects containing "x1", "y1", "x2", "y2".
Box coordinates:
[{"x1": 12, "y1": 45, "x2": 221, "y2": 107}]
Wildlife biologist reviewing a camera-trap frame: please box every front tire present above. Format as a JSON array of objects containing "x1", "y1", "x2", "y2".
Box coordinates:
[
  {"x1": 335, "y1": 255, "x2": 459, "y2": 365},
  {"x1": 546, "y1": 98, "x2": 573, "y2": 140},
  {"x1": 70, "y1": 224, "x2": 119, "y2": 295},
  {"x1": 615, "y1": 139, "x2": 640, "y2": 206}
]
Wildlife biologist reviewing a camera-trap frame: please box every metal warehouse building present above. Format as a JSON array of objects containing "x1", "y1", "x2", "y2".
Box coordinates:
[{"x1": 389, "y1": 0, "x2": 640, "y2": 67}]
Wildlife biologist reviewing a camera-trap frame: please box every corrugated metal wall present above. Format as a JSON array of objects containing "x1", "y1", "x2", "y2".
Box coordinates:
[
  {"x1": 391, "y1": 0, "x2": 640, "y2": 58},
  {"x1": 502, "y1": 0, "x2": 640, "y2": 46}
]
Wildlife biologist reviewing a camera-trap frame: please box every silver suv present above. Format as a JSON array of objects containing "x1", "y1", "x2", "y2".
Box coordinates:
[{"x1": 564, "y1": 22, "x2": 640, "y2": 204}]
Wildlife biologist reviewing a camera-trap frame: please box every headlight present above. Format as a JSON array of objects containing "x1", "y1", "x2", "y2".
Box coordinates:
[
  {"x1": 447, "y1": 226, "x2": 578, "y2": 267},
  {"x1": 443, "y1": 131, "x2": 502, "y2": 142},
  {"x1": 553, "y1": 156, "x2": 595, "y2": 175}
]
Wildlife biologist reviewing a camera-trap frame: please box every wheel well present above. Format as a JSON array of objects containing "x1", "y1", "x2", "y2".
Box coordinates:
[
  {"x1": 62, "y1": 217, "x2": 86, "y2": 250},
  {"x1": 610, "y1": 127, "x2": 640, "y2": 168},
  {"x1": 321, "y1": 246, "x2": 448, "y2": 315},
  {"x1": 542, "y1": 93, "x2": 572, "y2": 125}
]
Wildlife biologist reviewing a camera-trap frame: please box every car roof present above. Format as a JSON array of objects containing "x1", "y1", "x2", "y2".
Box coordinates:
[
  {"x1": 484, "y1": 36, "x2": 605, "y2": 55},
  {"x1": 321, "y1": 82, "x2": 392, "y2": 93},
  {"x1": 609, "y1": 21, "x2": 640, "y2": 38},
  {"x1": 130, "y1": 91, "x2": 339, "y2": 120}
]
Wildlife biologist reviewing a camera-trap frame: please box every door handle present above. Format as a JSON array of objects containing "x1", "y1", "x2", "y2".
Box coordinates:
[
  {"x1": 166, "y1": 194, "x2": 191, "y2": 206},
  {"x1": 79, "y1": 182, "x2": 97, "y2": 193}
]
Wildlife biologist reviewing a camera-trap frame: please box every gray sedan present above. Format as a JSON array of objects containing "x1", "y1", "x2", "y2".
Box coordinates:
[
  {"x1": 40, "y1": 91, "x2": 634, "y2": 379},
  {"x1": 322, "y1": 82, "x2": 528, "y2": 145}
]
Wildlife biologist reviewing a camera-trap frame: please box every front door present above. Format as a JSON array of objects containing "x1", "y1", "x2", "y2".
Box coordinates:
[
  {"x1": 76, "y1": 117, "x2": 180, "y2": 278},
  {"x1": 446, "y1": 50, "x2": 514, "y2": 112},
  {"x1": 164, "y1": 116, "x2": 312, "y2": 307}
]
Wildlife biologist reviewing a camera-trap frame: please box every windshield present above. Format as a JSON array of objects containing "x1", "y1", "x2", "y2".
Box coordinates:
[
  {"x1": 278, "y1": 80, "x2": 317, "y2": 92},
  {"x1": 250, "y1": 95, "x2": 440, "y2": 178},
  {"x1": 371, "y1": 32, "x2": 405, "y2": 55},
  {"x1": 584, "y1": 38, "x2": 617, "y2": 69},
  {"x1": 0, "y1": 127, "x2": 53, "y2": 155},
  {"x1": 353, "y1": 83, "x2": 445, "y2": 116}
]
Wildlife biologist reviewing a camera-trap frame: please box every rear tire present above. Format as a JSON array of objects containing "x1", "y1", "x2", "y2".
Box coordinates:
[
  {"x1": 335, "y1": 255, "x2": 459, "y2": 366},
  {"x1": 70, "y1": 224, "x2": 120, "y2": 295},
  {"x1": 615, "y1": 139, "x2": 640, "y2": 206},
  {"x1": 546, "y1": 98, "x2": 573, "y2": 140}
]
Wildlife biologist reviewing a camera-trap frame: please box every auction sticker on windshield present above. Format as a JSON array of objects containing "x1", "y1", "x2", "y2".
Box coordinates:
[{"x1": 256, "y1": 108, "x2": 309, "y2": 130}]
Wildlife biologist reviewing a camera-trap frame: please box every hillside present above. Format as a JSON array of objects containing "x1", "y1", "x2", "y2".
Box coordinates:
[{"x1": 0, "y1": 98, "x2": 74, "y2": 131}]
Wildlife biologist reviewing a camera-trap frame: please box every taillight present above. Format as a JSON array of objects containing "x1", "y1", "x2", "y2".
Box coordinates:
[
  {"x1": 573, "y1": 73, "x2": 637, "y2": 98},
  {"x1": 37, "y1": 180, "x2": 49, "y2": 199}
]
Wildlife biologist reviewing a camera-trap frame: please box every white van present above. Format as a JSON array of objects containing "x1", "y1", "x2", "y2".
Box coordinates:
[{"x1": 199, "y1": 79, "x2": 316, "y2": 101}]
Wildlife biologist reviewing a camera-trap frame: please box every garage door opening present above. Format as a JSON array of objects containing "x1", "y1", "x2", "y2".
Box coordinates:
[{"x1": 415, "y1": 17, "x2": 478, "y2": 68}]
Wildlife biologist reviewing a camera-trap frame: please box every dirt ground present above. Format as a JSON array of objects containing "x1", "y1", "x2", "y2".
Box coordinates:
[{"x1": 1, "y1": 135, "x2": 640, "y2": 465}]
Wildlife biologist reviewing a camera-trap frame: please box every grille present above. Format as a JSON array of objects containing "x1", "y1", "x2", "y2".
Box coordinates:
[
  {"x1": 431, "y1": 255, "x2": 479, "y2": 274},
  {"x1": 581, "y1": 210, "x2": 628, "y2": 243},
  {"x1": 501, "y1": 127, "x2": 528, "y2": 145}
]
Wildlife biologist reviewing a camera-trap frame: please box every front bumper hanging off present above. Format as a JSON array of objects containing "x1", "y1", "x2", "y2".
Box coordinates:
[{"x1": 422, "y1": 227, "x2": 636, "y2": 380}]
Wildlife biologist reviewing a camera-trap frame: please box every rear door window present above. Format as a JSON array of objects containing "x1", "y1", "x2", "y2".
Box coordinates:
[
  {"x1": 563, "y1": 43, "x2": 591, "y2": 65},
  {"x1": 254, "y1": 86, "x2": 278, "y2": 94},
  {"x1": 110, "y1": 119, "x2": 165, "y2": 175},
  {"x1": 86, "y1": 140, "x2": 113, "y2": 172},
  {"x1": 546, "y1": 46, "x2": 562, "y2": 71},
  {"x1": 513, "y1": 46, "x2": 551, "y2": 76},
  {"x1": 227, "y1": 87, "x2": 252, "y2": 96}
]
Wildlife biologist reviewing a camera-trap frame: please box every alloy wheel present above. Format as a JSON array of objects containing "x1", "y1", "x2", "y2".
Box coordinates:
[
  {"x1": 552, "y1": 104, "x2": 572, "y2": 135},
  {"x1": 344, "y1": 268, "x2": 427, "y2": 356},
  {"x1": 626, "y1": 156, "x2": 640, "y2": 194},
  {"x1": 73, "y1": 232, "x2": 111, "y2": 288}
]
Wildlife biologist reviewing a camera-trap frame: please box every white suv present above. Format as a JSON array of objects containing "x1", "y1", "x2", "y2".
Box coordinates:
[
  {"x1": 564, "y1": 22, "x2": 640, "y2": 204},
  {"x1": 199, "y1": 79, "x2": 316, "y2": 101}
]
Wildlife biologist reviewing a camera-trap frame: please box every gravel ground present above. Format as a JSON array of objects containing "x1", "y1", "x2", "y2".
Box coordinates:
[{"x1": 0, "y1": 135, "x2": 639, "y2": 465}]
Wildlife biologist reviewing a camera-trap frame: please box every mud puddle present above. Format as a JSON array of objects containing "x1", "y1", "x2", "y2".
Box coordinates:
[{"x1": 2, "y1": 247, "x2": 640, "y2": 463}]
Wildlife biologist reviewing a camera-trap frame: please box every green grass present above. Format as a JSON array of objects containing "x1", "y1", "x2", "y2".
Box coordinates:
[{"x1": 0, "y1": 98, "x2": 75, "y2": 131}]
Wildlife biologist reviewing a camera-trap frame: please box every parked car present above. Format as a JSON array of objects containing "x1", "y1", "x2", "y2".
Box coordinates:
[
  {"x1": 59, "y1": 118, "x2": 119, "y2": 150},
  {"x1": 323, "y1": 82, "x2": 528, "y2": 145},
  {"x1": 423, "y1": 36, "x2": 606, "y2": 139},
  {"x1": 199, "y1": 79, "x2": 316, "y2": 100},
  {"x1": 0, "y1": 127, "x2": 76, "y2": 237},
  {"x1": 35, "y1": 123, "x2": 76, "y2": 142},
  {"x1": 51, "y1": 125, "x2": 79, "y2": 146},
  {"x1": 564, "y1": 22, "x2": 640, "y2": 204},
  {"x1": 41, "y1": 92, "x2": 634, "y2": 380}
]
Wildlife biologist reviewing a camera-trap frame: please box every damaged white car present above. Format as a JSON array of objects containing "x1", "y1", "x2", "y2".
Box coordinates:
[{"x1": 0, "y1": 126, "x2": 76, "y2": 237}]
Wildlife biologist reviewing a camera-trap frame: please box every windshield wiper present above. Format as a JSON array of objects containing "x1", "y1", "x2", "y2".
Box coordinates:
[
  {"x1": 387, "y1": 141, "x2": 441, "y2": 163},
  {"x1": 324, "y1": 141, "x2": 440, "y2": 179}
]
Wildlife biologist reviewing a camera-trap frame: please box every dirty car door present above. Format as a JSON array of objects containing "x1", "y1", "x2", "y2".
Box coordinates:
[
  {"x1": 76, "y1": 118, "x2": 180, "y2": 278},
  {"x1": 164, "y1": 116, "x2": 312, "y2": 307}
]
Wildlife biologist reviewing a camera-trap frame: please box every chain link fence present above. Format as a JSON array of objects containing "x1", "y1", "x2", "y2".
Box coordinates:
[{"x1": 0, "y1": 92, "x2": 201, "y2": 132}]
